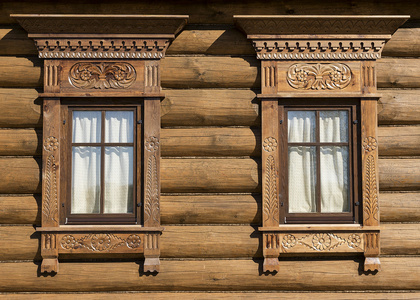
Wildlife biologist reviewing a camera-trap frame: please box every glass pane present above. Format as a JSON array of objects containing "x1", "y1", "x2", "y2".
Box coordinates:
[
  {"x1": 319, "y1": 110, "x2": 348, "y2": 143},
  {"x1": 104, "y1": 147, "x2": 134, "y2": 213},
  {"x1": 71, "y1": 147, "x2": 101, "y2": 214},
  {"x1": 72, "y1": 111, "x2": 101, "y2": 143},
  {"x1": 288, "y1": 111, "x2": 316, "y2": 143},
  {"x1": 105, "y1": 111, "x2": 134, "y2": 143},
  {"x1": 320, "y1": 146, "x2": 350, "y2": 212},
  {"x1": 288, "y1": 146, "x2": 316, "y2": 213}
]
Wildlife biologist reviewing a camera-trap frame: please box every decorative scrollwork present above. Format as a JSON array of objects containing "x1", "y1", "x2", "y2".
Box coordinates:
[
  {"x1": 263, "y1": 137, "x2": 278, "y2": 152},
  {"x1": 69, "y1": 62, "x2": 136, "y2": 89},
  {"x1": 281, "y1": 233, "x2": 363, "y2": 252},
  {"x1": 287, "y1": 63, "x2": 352, "y2": 90},
  {"x1": 60, "y1": 233, "x2": 138, "y2": 252}
]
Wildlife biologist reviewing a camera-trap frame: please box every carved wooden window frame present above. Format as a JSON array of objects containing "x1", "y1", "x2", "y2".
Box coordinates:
[
  {"x1": 234, "y1": 15, "x2": 408, "y2": 273},
  {"x1": 13, "y1": 14, "x2": 189, "y2": 274}
]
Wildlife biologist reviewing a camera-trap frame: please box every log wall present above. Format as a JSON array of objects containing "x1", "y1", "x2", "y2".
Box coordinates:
[{"x1": 0, "y1": 0, "x2": 419, "y2": 297}]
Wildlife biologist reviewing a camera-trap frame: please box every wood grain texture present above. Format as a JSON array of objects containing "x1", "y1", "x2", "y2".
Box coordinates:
[
  {"x1": 0, "y1": 224, "x2": 419, "y2": 261},
  {"x1": 1, "y1": 88, "x2": 419, "y2": 128},
  {"x1": 1, "y1": 292, "x2": 420, "y2": 299},
  {"x1": 1, "y1": 192, "x2": 419, "y2": 225},
  {"x1": 378, "y1": 126, "x2": 420, "y2": 156},
  {"x1": 380, "y1": 192, "x2": 420, "y2": 222},
  {"x1": 2, "y1": 0, "x2": 419, "y2": 24},
  {"x1": 2, "y1": 26, "x2": 420, "y2": 57},
  {"x1": 378, "y1": 159, "x2": 420, "y2": 191},
  {"x1": 161, "y1": 158, "x2": 260, "y2": 193},
  {"x1": 161, "y1": 89, "x2": 259, "y2": 127},
  {"x1": 0, "y1": 129, "x2": 41, "y2": 156},
  {"x1": 0, "y1": 257, "x2": 420, "y2": 292},
  {"x1": 0, "y1": 88, "x2": 41, "y2": 128},
  {"x1": 2, "y1": 57, "x2": 420, "y2": 89},
  {"x1": 379, "y1": 89, "x2": 420, "y2": 125},
  {"x1": 0, "y1": 157, "x2": 418, "y2": 194}
]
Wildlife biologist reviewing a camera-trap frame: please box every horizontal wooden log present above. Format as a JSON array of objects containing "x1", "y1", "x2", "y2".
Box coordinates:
[
  {"x1": 2, "y1": 26, "x2": 420, "y2": 58},
  {"x1": 0, "y1": 88, "x2": 41, "y2": 128},
  {"x1": 0, "y1": 88, "x2": 419, "y2": 128},
  {"x1": 161, "y1": 158, "x2": 260, "y2": 193},
  {"x1": 0, "y1": 224, "x2": 418, "y2": 261},
  {"x1": 1, "y1": 0, "x2": 419, "y2": 24},
  {"x1": 2, "y1": 125, "x2": 419, "y2": 157},
  {"x1": 379, "y1": 159, "x2": 420, "y2": 191},
  {"x1": 0, "y1": 129, "x2": 41, "y2": 156},
  {"x1": 0, "y1": 257, "x2": 419, "y2": 292},
  {"x1": 378, "y1": 126, "x2": 420, "y2": 156},
  {"x1": 379, "y1": 89, "x2": 420, "y2": 125},
  {"x1": 2, "y1": 57, "x2": 420, "y2": 89},
  {"x1": 2, "y1": 192, "x2": 420, "y2": 225},
  {"x1": 2, "y1": 292, "x2": 420, "y2": 300},
  {"x1": 0, "y1": 157, "x2": 418, "y2": 194},
  {"x1": 380, "y1": 192, "x2": 420, "y2": 222},
  {"x1": 161, "y1": 89, "x2": 260, "y2": 127}
]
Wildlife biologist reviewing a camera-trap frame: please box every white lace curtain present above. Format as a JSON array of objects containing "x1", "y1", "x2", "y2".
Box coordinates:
[
  {"x1": 288, "y1": 110, "x2": 349, "y2": 213},
  {"x1": 71, "y1": 111, "x2": 134, "y2": 214}
]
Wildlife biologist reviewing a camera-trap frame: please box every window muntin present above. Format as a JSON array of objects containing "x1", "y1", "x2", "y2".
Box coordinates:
[
  {"x1": 282, "y1": 105, "x2": 357, "y2": 223},
  {"x1": 67, "y1": 106, "x2": 138, "y2": 224}
]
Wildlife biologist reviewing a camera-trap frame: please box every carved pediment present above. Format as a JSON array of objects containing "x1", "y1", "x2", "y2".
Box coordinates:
[
  {"x1": 12, "y1": 15, "x2": 188, "y2": 59},
  {"x1": 234, "y1": 16, "x2": 408, "y2": 60}
]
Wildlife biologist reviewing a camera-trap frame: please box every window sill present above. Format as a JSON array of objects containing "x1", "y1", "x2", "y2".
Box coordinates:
[
  {"x1": 37, "y1": 226, "x2": 164, "y2": 232},
  {"x1": 259, "y1": 225, "x2": 380, "y2": 231}
]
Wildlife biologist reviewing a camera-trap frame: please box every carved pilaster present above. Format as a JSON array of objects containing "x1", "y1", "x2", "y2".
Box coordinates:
[
  {"x1": 44, "y1": 60, "x2": 60, "y2": 93},
  {"x1": 362, "y1": 61, "x2": 377, "y2": 94},
  {"x1": 144, "y1": 60, "x2": 161, "y2": 94},
  {"x1": 144, "y1": 98, "x2": 161, "y2": 229}
]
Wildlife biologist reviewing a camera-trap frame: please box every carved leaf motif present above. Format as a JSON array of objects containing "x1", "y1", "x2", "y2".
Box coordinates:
[
  {"x1": 263, "y1": 155, "x2": 279, "y2": 224},
  {"x1": 364, "y1": 155, "x2": 379, "y2": 222},
  {"x1": 69, "y1": 62, "x2": 136, "y2": 89},
  {"x1": 283, "y1": 233, "x2": 360, "y2": 252},
  {"x1": 60, "y1": 233, "x2": 134, "y2": 252},
  {"x1": 287, "y1": 63, "x2": 352, "y2": 90},
  {"x1": 144, "y1": 155, "x2": 159, "y2": 224},
  {"x1": 43, "y1": 154, "x2": 58, "y2": 224}
]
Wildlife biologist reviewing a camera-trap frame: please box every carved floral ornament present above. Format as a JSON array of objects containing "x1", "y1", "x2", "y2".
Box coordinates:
[
  {"x1": 281, "y1": 233, "x2": 362, "y2": 252},
  {"x1": 60, "y1": 233, "x2": 141, "y2": 251},
  {"x1": 287, "y1": 63, "x2": 352, "y2": 90},
  {"x1": 69, "y1": 62, "x2": 136, "y2": 89}
]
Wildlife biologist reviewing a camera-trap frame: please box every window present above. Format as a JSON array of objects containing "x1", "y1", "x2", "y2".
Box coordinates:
[
  {"x1": 280, "y1": 103, "x2": 359, "y2": 224},
  {"x1": 234, "y1": 15, "x2": 408, "y2": 273},
  {"x1": 64, "y1": 103, "x2": 141, "y2": 224},
  {"x1": 13, "y1": 14, "x2": 189, "y2": 274}
]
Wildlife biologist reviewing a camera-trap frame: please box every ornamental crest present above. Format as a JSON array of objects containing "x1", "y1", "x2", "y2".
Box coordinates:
[
  {"x1": 69, "y1": 62, "x2": 136, "y2": 89},
  {"x1": 287, "y1": 63, "x2": 352, "y2": 90}
]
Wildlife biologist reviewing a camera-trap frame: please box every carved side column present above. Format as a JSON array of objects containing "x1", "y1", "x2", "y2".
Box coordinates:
[
  {"x1": 143, "y1": 97, "x2": 161, "y2": 272},
  {"x1": 41, "y1": 97, "x2": 60, "y2": 273},
  {"x1": 361, "y1": 98, "x2": 380, "y2": 271},
  {"x1": 261, "y1": 60, "x2": 280, "y2": 272}
]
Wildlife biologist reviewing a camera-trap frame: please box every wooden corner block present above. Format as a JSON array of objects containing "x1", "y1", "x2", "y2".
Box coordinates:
[
  {"x1": 144, "y1": 257, "x2": 160, "y2": 273},
  {"x1": 41, "y1": 258, "x2": 59, "y2": 273},
  {"x1": 364, "y1": 257, "x2": 381, "y2": 272},
  {"x1": 263, "y1": 257, "x2": 280, "y2": 272}
]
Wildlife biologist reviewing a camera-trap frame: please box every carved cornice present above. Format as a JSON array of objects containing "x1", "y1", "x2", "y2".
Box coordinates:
[
  {"x1": 234, "y1": 16, "x2": 409, "y2": 36},
  {"x1": 12, "y1": 15, "x2": 189, "y2": 59},
  {"x1": 234, "y1": 15, "x2": 408, "y2": 60},
  {"x1": 35, "y1": 39, "x2": 171, "y2": 59},
  {"x1": 254, "y1": 40, "x2": 385, "y2": 60}
]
